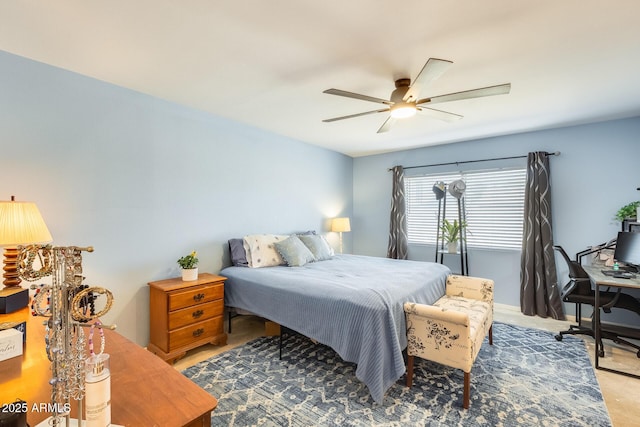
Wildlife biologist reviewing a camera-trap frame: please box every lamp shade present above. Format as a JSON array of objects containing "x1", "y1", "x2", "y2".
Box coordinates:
[
  {"x1": 432, "y1": 181, "x2": 446, "y2": 200},
  {"x1": 331, "y1": 217, "x2": 351, "y2": 233},
  {"x1": 0, "y1": 200, "x2": 53, "y2": 246},
  {"x1": 448, "y1": 179, "x2": 467, "y2": 199}
]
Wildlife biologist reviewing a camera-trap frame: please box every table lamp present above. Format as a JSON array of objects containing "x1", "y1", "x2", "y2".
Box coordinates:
[
  {"x1": 0, "y1": 196, "x2": 52, "y2": 313},
  {"x1": 331, "y1": 217, "x2": 351, "y2": 254}
]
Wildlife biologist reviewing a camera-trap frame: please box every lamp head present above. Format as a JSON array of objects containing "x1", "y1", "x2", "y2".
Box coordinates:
[
  {"x1": 331, "y1": 217, "x2": 351, "y2": 233},
  {"x1": 448, "y1": 180, "x2": 467, "y2": 199},
  {"x1": 0, "y1": 197, "x2": 52, "y2": 247},
  {"x1": 432, "y1": 181, "x2": 446, "y2": 200}
]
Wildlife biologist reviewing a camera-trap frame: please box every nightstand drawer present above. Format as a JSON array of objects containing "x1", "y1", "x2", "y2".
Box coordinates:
[
  {"x1": 169, "y1": 299, "x2": 224, "y2": 330},
  {"x1": 169, "y1": 317, "x2": 223, "y2": 349},
  {"x1": 168, "y1": 283, "x2": 224, "y2": 311}
]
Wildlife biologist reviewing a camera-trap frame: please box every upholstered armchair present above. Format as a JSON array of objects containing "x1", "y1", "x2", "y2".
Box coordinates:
[{"x1": 404, "y1": 275, "x2": 494, "y2": 409}]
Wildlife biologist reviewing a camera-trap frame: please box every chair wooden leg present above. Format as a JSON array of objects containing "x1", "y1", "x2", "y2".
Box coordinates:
[
  {"x1": 406, "y1": 355, "x2": 414, "y2": 387},
  {"x1": 489, "y1": 324, "x2": 493, "y2": 345},
  {"x1": 463, "y1": 371, "x2": 470, "y2": 409}
]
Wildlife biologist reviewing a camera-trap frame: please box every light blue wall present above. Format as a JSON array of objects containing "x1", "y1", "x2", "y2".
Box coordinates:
[
  {"x1": 353, "y1": 117, "x2": 640, "y2": 323},
  {"x1": 0, "y1": 51, "x2": 353, "y2": 345}
]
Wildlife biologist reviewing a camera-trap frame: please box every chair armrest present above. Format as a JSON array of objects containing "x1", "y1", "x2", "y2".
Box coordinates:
[
  {"x1": 404, "y1": 302, "x2": 469, "y2": 327},
  {"x1": 446, "y1": 275, "x2": 494, "y2": 303}
]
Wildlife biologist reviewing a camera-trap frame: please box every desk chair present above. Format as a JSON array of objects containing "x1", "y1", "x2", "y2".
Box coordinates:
[{"x1": 553, "y1": 245, "x2": 640, "y2": 357}]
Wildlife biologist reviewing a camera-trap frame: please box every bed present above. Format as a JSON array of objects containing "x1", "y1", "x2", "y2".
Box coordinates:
[{"x1": 221, "y1": 252, "x2": 450, "y2": 404}]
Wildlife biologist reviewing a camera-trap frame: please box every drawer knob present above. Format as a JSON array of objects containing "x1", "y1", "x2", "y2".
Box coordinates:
[
  {"x1": 192, "y1": 328, "x2": 204, "y2": 338},
  {"x1": 193, "y1": 293, "x2": 205, "y2": 302},
  {"x1": 192, "y1": 309, "x2": 204, "y2": 319}
]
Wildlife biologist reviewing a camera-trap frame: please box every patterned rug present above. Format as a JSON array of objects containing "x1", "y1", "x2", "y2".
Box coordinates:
[{"x1": 182, "y1": 322, "x2": 611, "y2": 426}]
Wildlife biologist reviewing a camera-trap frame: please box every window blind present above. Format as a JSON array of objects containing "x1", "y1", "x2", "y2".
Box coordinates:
[{"x1": 405, "y1": 168, "x2": 526, "y2": 250}]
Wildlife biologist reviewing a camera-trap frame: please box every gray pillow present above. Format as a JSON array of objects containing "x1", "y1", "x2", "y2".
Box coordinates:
[
  {"x1": 298, "y1": 234, "x2": 333, "y2": 261},
  {"x1": 274, "y1": 235, "x2": 316, "y2": 267},
  {"x1": 228, "y1": 238, "x2": 248, "y2": 267}
]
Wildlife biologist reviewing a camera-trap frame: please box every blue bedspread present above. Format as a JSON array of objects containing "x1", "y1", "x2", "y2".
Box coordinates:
[{"x1": 221, "y1": 254, "x2": 450, "y2": 404}]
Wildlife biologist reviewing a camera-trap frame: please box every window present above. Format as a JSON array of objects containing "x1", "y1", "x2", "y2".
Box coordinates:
[{"x1": 405, "y1": 168, "x2": 527, "y2": 250}]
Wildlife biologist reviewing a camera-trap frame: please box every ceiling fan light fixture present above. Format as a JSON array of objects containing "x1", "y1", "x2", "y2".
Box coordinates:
[
  {"x1": 322, "y1": 58, "x2": 511, "y2": 133},
  {"x1": 390, "y1": 102, "x2": 417, "y2": 119}
]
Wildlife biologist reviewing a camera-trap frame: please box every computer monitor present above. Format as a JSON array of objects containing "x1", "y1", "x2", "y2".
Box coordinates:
[{"x1": 614, "y1": 231, "x2": 640, "y2": 272}]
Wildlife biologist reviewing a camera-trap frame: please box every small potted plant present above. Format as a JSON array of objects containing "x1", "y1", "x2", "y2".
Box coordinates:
[
  {"x1": 440, "y1": 219, "x2": 467, "y2": 253},
  {"x1": 177, "y1": 250, "x2": 199, "y2": 281},
  {"x1": 615, "y1": 201, "x2": 640, "y2": 222}
]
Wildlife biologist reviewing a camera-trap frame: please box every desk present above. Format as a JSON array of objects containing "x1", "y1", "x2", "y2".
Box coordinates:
[
  {"x1": 0, "y1": 307, "x2": 218, "y2": 426},
  {"x1": 584, "y1": 266, "x2": 640, "y2": 378}
]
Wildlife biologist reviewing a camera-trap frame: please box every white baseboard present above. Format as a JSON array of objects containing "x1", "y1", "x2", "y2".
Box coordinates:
[
  {"x1": 495, "y1": 302, "x2": 521, "y2": 313},
  {"x1": 494, "y1": 302, "x2": 572, "y2": 324}
]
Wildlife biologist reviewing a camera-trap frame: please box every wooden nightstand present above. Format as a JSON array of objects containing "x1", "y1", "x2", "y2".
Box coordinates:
[{"x1": 148, "y1": 273, "x2": 227, "y2": 363}]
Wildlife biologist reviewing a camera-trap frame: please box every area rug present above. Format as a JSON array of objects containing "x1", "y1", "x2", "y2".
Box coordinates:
[{"x1": 182, "y1": 322, "x2": 611, "y2": 426}]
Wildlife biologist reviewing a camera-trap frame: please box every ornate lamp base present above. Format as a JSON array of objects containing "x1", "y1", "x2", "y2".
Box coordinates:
[
  {"x1": 1, "y1": 246, "x2": 29, "y2": 313},
  {"x1": 3, "y1": 246, "x2": 22, "y2": 288}
]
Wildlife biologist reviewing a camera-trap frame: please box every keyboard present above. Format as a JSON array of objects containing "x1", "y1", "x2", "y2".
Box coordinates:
[{"x1": 601, "y1": 270, "x2": 636, "y2": 279}]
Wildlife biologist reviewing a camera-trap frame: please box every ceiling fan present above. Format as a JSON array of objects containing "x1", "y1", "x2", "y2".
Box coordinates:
[{"x1": 322, "y1": 58, "x2": 511, "y2": 133}]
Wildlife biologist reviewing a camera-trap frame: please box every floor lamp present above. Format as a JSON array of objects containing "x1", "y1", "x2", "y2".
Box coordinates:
[
  {"x1": 0, "y1": 196, "x2": 53, "y2": 313},
  {"x1": 331, "y1": 217, "x2": 351, "y2": 254}
]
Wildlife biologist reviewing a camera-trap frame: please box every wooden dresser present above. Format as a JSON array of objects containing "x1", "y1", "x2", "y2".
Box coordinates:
[
  {"x1": 148, "y1": 273, "x2": 227, "y2": 363},
  {"x1": 0, "y1": 307, "x2": 218, "y2": 427}
]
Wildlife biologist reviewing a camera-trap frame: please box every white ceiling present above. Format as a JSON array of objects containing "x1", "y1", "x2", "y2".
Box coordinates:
[{"x1": 2, "y1": 1, "x2": 640, "y2": 157}]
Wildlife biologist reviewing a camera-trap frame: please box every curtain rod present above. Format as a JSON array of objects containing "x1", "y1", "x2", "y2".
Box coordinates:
[{"x1": 393, "y1": 151, "x2": 561, "y2": 171}]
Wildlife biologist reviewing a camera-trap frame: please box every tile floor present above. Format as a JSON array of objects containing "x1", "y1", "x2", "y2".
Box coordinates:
[{"x1": 174, "y1": 305, "x2": 640, "y2": 427}]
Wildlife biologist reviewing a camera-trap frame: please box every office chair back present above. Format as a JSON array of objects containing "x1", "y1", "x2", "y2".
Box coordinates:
[{"x1": 553, "y1": 245, "x2": 592, "y2": 297}]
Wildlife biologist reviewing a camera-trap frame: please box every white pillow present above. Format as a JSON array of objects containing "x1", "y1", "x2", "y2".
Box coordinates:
[{"x1": 243, "y1": 234, "x2": 289, "y2": 268}]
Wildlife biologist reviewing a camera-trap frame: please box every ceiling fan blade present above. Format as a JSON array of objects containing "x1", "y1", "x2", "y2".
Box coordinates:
[
  {"x1": 417, "y1": 83, "x2": 511, "y2": 105},
  {"x1": 323, "y1": 88, "x2": 391, "y2": 105},
  {"x1": 376, "y1": 116, "x2": 396, "y2": 133},
  {"x1": 323, "y1": 108, "x2": 389, "y2": 123},
  {"x1": 417, "y1": 106, "x2": 463, "y2": 122},
  {"x1": 403, "y1": 58, "x2": 453, "y2": 102}
]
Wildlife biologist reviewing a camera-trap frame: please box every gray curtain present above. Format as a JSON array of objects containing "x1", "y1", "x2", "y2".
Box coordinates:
[
  {"x1": 520, "y1": 152, "x2": 564, "y2": 319},
  {"x1": 387, "y1": 165, "x2": 408, "y2": 259}
]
